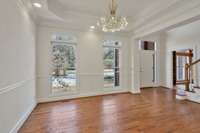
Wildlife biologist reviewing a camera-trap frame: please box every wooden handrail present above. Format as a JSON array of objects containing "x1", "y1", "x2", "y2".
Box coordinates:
[
  {"x1": 185, "y1": 59, "x2": 200, "y2": 91},
  {"x1": 176, "y1": 52, "x2": 193, "y2": 56},
  {"x1": 176, "y1": 80, "x2": 189, "y2": 84},
  {"x1": 187, "y1": 59, "x2": 200, "y2": 68}
]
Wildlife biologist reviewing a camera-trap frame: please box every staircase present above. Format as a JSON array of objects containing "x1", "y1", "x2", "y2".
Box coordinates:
[
  {"x1": 186, "y1": 87, "x2": 200, "y2": 103},
  {"x1": 176, "y1": 59, "x2": 200, "y2": 103},
  {"x1": 176, "y1": 85, "x2": 200, "y2": 103}
]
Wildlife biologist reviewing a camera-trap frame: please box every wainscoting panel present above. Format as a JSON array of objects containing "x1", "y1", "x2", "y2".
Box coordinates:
[{"x1": 0, "y1": 79, "x2": 36, "y2": 133}]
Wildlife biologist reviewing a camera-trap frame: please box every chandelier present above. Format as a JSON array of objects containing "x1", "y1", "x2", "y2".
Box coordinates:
[{"x1": 97, "y1": 0, "x2": 128, "y2": 32}]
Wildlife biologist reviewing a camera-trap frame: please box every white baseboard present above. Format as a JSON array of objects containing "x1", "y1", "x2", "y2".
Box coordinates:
[
  {"x1": 129, "y1": 89, "x2": 141, "y2": 94},
  {"x1": 37, "y1": 90, "x2": 129, "y2": 103},
  {"x1": 9, "y1": 101, "x2": 37, "y2": 133}
]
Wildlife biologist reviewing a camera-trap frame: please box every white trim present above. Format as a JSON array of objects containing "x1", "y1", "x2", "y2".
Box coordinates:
[
  {"x1": 132, "y1": 0, "x2": 182, "y2": 30},
  {"x1": 37, "y1": 89, "x2": 129, "y2": 103},
  {"x1": 37, "y1": 73, "x2": 105, "y2": 78},
  {"x1": 133, "y1": 1, "x2": 200, "y2": 38},
  {"x1": 51, "y1": 41, "x2": 77, "y2": 45},
  {"x1": 38, "y1": 20, "x2": 130, "y2": 37},
  {"x1": 50, "y1": 90, "x2": 79, "y2": 97},
  {"x1": 9, "y1": 102, "x2": 37, "y2": 133},
  {"x1": 0, "y1": 78, "x2": 35, "y2": 94},
  {"x1": 129, "y1": 89, "x2": 141, "y2": 94},
  {"x1": 0, "y1": 79, "x2": 36, "y2": 133}
]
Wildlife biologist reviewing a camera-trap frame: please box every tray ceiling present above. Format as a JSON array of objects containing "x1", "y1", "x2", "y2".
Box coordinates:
[{"x1": 26, "y1": 0, "x2": 182, "y2": 33}]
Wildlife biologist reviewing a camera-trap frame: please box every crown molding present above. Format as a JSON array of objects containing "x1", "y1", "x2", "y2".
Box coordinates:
[
  {"x1": 132, "y1": 0, "x2": 182, "y2": 30},
  {"x1": 0, "y1": 78, "x2": 35, "y2": 95},
  {"x1": 16, "y1": 0, "x2": 37, "y2": 23},
  {"x1": 47, "y1": 0, "x2": 99, "y2": 21},
  {"x1": 132, "y1": 0, "x2": 200, "y2": 39},
  {"x1": 37, "y1": 18, "x2": 130, "y2": 37}
]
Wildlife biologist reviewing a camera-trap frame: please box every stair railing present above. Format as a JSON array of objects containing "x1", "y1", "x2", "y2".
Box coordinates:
[{"x1": 185, "y1": 59, "x2": 200, "y2": 91}]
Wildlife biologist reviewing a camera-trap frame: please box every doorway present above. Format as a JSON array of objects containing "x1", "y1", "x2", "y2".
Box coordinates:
[{"x1": 139, "y1": 41, "x2": 156, "y2": 88}]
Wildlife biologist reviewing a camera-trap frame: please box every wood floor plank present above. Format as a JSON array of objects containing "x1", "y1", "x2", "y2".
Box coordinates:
[{"x1": 19, "y1": 88, "x2": 200, "y2": 133}]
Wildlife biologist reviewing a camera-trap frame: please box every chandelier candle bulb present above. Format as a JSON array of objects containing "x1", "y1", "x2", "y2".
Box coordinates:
[
  {"x1": 90, "y1": 26, "x2": 95, "y2": 29},
  {"x1": 33, "y1": 2, "x2": 42, "y2": 8}
]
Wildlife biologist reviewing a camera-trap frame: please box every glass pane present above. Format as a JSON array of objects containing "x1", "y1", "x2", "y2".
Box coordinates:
[
  {"x1": 103, "y1": 47, "x2": 120, "y2": 87},
  {"x1": 52, "y1": 45, "x2": 75, "y2": 71},
  {"x1": 52, "y1": 70, "x2": 76, "y2": 88},
  {"x1": 104, "y1": 47, "x2": 114, "y2": 69},
  {"x1": 52, "y1": 43, "x2": 76, "y2": 93},
  {"x1": 104, "y1": 69, "x2": 114, "y2": 87},
  {"x1": 114, "y1": 68, "x2": 120, "y2": 87},
  {"x1": 140, "y1": 41, "x2": 155, "y2": 50},
  {"x1": 177, "y1": 67, "x2": 184, "y2": 80},
  {"x1": 176, "y1": 56, "x2": 187, "y2": 80}
]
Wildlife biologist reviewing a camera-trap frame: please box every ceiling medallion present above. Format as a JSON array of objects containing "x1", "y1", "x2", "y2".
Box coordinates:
[{"x1": 97, "y1": 0, "x2": 128, "y2": 32}]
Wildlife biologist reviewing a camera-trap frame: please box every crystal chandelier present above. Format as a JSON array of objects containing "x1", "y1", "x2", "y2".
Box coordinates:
[{"x1": 97, "y1": 0, "x2": 128, "y2": 32}]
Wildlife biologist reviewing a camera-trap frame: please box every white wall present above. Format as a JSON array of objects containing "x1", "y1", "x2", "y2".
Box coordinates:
[
  {"x1": 36, "y1": 26, "x2": 131, "y2": 102},
  {"x1": 165, "y1": 20, "x2": 200, "y2": 88},
  {"x1": 0, "y1": 0, "x2": 36, "y2": 133}
]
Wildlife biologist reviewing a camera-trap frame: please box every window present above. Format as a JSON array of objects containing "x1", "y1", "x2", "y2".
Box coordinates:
[
  {"x1": 176, "y1": 56, "x2": 188, "y2": 80},
  {"x1": 140, "y1": 41, "x2": 155, "y2": 50},
  {"x1": 51, "y1": 35, "x2": 76, "y2": 93},
  {"x1": 172, "y1": 49, "x2": 193, "y2": 86},
  {"x1": 103, "y1": 40, "x2": 121, "y2": 88}
]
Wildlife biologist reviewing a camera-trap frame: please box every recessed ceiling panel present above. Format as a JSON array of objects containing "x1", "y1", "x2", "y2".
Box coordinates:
[{"x1": 57, "y1": 0, "x2": 171, "y2": 18}]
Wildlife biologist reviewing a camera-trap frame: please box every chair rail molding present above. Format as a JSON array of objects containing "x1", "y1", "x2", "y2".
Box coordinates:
[{"x1": 0, "y1": 78, "x2": 35, "y2": 95}]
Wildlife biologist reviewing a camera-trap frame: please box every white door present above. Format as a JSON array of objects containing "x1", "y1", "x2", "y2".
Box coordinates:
[{"x1": 140, "y1": 50, "x2": 155, "y2": 87}]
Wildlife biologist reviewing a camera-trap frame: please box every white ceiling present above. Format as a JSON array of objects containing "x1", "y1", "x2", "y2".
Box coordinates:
[
  {"x1": 167, "y1": 19, "x2": 200, "y2": 38},
  {"x1": 27, "y1": 0, "x2": 181, "y2": 33},
  {"x1": 57, "y1": 0, "x2": 166, "y2": 18}
]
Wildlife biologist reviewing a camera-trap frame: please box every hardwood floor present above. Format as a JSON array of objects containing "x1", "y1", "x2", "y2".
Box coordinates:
[{"x1": 19, "y1": 88, "x2": 200, "y2": 133}]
